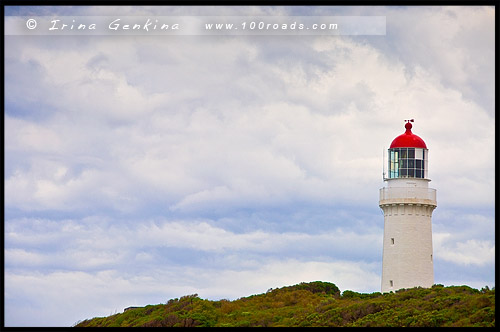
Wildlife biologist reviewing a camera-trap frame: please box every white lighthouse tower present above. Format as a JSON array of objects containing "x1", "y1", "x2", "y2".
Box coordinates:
[{"x1": 380, "y1": 120, "x2": 437, "y2": 293}]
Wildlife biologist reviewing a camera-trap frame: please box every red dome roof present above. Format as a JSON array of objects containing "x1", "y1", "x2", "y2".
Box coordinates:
[{"x1": 389, "y1": 122, "x2": 427, "y2": 149}]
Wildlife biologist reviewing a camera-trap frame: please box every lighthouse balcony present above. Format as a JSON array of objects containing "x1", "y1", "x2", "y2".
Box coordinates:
[{"x1": 379, "y1": 187, "x2": 437, "y2": 207}]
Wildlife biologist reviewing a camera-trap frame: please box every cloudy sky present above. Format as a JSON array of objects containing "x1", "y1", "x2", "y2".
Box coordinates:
[{"x1": 4, "y1": 5, "x2": 495, "y2": 327}]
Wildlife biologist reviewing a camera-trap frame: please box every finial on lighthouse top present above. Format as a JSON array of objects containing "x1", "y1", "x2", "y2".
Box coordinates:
[{"x1": 404, "y1": 119, "x2": 414, "y2": 133}]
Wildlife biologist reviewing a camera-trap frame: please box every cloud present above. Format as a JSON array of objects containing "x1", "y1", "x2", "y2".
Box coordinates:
[
  {"x1": 433, "y1": 209, "x2": 495, "y2": 268},
  {"x1": 354, "y1": 6, "x2": 495, "y2": 115},
  {"x1": 435, "y1": 237, "x2": 495, "y2": 266},
  {"x1": 6, "y1": 31, "x2": 493, "y2": 214},
  {"x1": 5, "y1": 217, "x2": 382, "y2": 271}
]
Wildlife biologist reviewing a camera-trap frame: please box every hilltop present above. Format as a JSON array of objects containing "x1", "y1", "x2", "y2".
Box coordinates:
[{"x1": 74, "y1": 281, "x2": 494, "y2": 327}]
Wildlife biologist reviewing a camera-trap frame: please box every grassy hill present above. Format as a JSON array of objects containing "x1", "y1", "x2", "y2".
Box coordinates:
[{"x1": 74, "y1": 281, "x2": 495, "y2": 327}]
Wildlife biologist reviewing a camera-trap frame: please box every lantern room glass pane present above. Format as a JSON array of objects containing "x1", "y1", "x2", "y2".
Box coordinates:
[
  {"x1": 388, "y1": 147, "x2": 429, "y2": 179},
  {"x1": 415, "y1": 148, "x2": 423, "y2": 159}
]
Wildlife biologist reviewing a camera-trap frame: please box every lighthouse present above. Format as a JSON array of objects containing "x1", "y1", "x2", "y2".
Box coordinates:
[{"x1": 379, "y1": 120, "x2": 437, "y2": 293}]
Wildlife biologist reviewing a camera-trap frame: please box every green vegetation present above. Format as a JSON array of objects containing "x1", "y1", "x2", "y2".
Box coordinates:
[{"x1": 74, "y1": 281, "x2": 495, "y2": 327}]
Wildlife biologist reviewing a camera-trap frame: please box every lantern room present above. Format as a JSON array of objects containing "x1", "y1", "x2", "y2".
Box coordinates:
[{"x1": 387, "y1": 120, "x2": 428, "y2": 179}]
